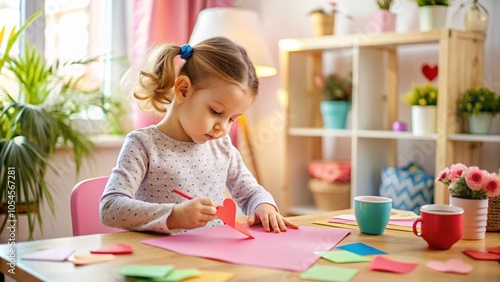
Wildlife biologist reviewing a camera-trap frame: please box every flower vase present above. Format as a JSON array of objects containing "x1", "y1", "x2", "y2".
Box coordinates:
[
  {"x1": 418, "y1": 5, "x2": 448, "y2": 32},
  {"x1": 450, "y1": 197, "x2": 488, "y2": 240},
  {"x1": 411, "y1": 105, "x2": 436, "y2": 135},
  {"x1": 465, "y1": 3, "x2": 489, "y2": 33},
  {"x1": 310, "y1": 13, "x2": 334, "y2": 36},
  {"x1": 467, "y1": 113, "x2": 494, "y2": 134},
  {"x1": 369, "y1": 10, "x2": 396, "y2": 33},
  {"x1": 320, "y1": 101, "x2": 350, "y2": 129}
]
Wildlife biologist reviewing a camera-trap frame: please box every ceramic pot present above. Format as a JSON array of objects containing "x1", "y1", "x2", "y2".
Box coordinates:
[
  {"x1": 450, "y1": 197, "x2": 488, "y2": 240},
  {"x1": 468, "y1": 112, "x2": 494, "y2": 134},
  {"x1": 320, "y1": 101, "x2": 350, "y2": 129},
  {"x1": 369, "y1": 10, "x2": 396, "y2": 33},
  {"x1": 418, "y1": 6, "x2": 447, "y2": 32},
  {"x1": 411, "y1": 105, "x2": 436, "y2": 135},
  {"x1": 465, "y1": 3, "x2": 489, "y2": 32}
]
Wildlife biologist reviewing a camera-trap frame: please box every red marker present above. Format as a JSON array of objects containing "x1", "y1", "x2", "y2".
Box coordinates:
[{"x1": 173, "y1": 189, "x2": 193, "y2": 200}]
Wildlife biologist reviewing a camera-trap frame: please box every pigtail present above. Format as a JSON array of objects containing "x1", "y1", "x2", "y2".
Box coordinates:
[{"x1": 134, "y1": 44, "x2": 180, "y2": 113}]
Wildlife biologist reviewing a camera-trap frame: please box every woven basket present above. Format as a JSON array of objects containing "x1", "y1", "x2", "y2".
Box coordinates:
[
  {"x1": 487, "y1": 196, "x2": 500, "y2": 232},
  {"x1": 308, "y1": 178, "x2": 350, "y2": 211}
]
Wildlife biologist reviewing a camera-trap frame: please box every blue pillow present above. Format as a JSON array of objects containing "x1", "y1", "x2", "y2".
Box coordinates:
[{"x1": 380, "y1": 163, "x2": 434, "y2": 215}]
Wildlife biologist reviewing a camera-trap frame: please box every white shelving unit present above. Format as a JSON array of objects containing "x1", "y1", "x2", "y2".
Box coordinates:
[{"x1": 279, "y1": 29, "x2": 496, "y2": 215}]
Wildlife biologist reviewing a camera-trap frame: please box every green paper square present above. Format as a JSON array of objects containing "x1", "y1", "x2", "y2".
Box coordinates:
[
  {"x1": 117, "y1": 265, "x2": 174, "y2": 278},
  {"x1": 300, "y1": 265, "x2": 359, "y2": 282},
  {"x1": 315, "y1": 250, "x2": 371, "y2": 263}
]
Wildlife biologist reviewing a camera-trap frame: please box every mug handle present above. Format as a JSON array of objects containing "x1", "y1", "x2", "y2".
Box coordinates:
[{"x1": 413, "y1": 218, "x2": 422, "y2": 237}]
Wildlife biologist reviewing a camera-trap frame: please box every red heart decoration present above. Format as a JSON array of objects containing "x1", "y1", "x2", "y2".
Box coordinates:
[
  {"x1": 216, "y1": 198, "x2": 254, "y2": 238},
  {"x1": 216, "y1": 198, "x2": 236, "y2": 226},
  {"x1": 422, "y1": 64, "x2": 438, "y2": 81},
  {"x1": 90, "y1": 243, "x2": 133, "y2": 255}
]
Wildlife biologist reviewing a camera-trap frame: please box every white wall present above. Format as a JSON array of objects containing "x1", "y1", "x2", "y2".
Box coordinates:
[{"x1": 235, "y1": 0, "x2": 500, "y2": 210}]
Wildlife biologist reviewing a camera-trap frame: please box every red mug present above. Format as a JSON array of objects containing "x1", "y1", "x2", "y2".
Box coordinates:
[{"x1": 412, "y1": 204, "x2": 464, "y2": 250}]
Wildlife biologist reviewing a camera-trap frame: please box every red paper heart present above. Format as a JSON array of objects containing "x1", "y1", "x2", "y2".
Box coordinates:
[
  {"x1": 216, "y1": 198, "x2": 236, "y2": 226},
  {"x1": 422, "y1": 64, "x2": 438, "y2": 81},
  {"x1": 463, "y1": 250, "x2": 500, "y2": 260},
  {"x1": 90, "y1": 243, "x2": 133, "y2": 255},
  {"x1": 216, "y1": 198, "x2": 254, "y2": 238}
]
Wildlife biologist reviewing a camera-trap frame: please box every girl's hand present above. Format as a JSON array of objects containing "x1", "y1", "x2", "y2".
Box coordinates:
[
  {"x1": 167, "y1": 198, "x2": 217, "y2": 229},
  {"x1": 247, "y1": 203, "x2": 299, "y2": 233}
]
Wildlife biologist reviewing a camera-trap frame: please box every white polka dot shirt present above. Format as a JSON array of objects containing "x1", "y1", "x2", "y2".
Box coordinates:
[{"x1": 99, "y1": 125, "x2": 277, "y2": 234}]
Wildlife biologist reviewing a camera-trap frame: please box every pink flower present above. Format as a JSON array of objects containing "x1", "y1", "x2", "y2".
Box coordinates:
[
  {"x1": 449, "y1": 163, "x2": 467, "y2": 182},
  {"x1": 483, "y1": 173, "x2": 500, "y2": 198},
  {"x1": 464, "y1": 166, "x2": 486, "y2": 191},
  {"x1": 435, "y1": 167, "x2": 449, "y2": 183}
]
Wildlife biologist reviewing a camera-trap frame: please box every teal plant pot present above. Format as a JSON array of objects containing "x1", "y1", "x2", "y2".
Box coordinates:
[
  {"x1": 320, "y1": 101, "x2": 350, "y2": 129},
  {"x1": 468, "y1": 113, "x2": 494, "y2": 134}
]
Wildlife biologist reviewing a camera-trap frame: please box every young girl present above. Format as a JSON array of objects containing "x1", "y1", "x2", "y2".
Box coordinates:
[{"x1": 100, "y1": 37, "x2": 298, "y2": 234}]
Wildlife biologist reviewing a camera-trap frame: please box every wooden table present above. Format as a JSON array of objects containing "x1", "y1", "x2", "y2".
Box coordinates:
[{"x1": 1, "y1": 210, "x2": 499, "y2": 282}]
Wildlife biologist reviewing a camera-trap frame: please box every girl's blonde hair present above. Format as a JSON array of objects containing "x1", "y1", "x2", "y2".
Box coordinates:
[{"x1": 133, "y1": 36, "x2": 258, "y2": 113}]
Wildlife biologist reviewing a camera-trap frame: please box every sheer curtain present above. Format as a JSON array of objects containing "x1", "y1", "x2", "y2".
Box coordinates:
[{"x1": 131, "y1": 0, "x2": 233, "y2": 128}]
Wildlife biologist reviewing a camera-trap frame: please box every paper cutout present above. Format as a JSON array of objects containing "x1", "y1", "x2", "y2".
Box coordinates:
[
  {"x1": 143, "y1": 225, "x2": 350, "y2": 272},
  {"x1": 463, "y1": 250, "x2": 500, "y2": 261},
  {"x1": 70, "y1": 254, "x2": 115, "y2": 266},
  {"x1": 144, "y1": 269, "x2": 200, "y2": 282},
  {"x1": 389, "y1": 209, "x2": 419, "y2": 220},
  {"x1": 216, "y1": 198, "x2": 254, "y2": 238},
  {"x1": 329, "y1": 217, "x2": 416, "y2": 228},
  {"x1": 422, "y1": 64, "x2": 438, "y2": 81},
  {"x1": 370, "y1": 256, "x2": 419, "y2": 274},
  {"x1": 426, "y1": 259, "x2": 472, "y2": 274},
  {"x1": 315, "y1": 250, "x2": 371, "y2": 263},
  {"x1": 21, "y1": 247, "x2": 75, "y2": 262},
  {"x1": 90, "y1": 243, "x2": 133, "y2": 254},
  {"x1": 117, "y1": 265, "x2": 174, "y2": 278},
  {"x1": 184, "y1": 270, "x2": 234, "y2": 282},
  {"x1": 299, "y1": 265, "x2": 359, "y2": 282},
  {"x1": 336, "y1": 242, "x2": 386, "y2": 256},
  {"x1": 488, "y1": 246, "x2": 500, "y2": 255}
]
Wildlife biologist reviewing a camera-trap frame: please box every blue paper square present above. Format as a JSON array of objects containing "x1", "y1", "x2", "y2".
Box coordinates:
[{"x1": 336, "y1": 242, "x2": 386, "y2": 256}]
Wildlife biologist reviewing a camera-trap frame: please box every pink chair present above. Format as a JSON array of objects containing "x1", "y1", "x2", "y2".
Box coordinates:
[{"x1": 70, "y1": 176, "x2": 123, "y2": 236}]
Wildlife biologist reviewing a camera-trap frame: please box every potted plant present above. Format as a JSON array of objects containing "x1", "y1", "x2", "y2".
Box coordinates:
[
  {"x1": 401, "y1": 83, "x2": 438, "y2": 134},
  {"x1": 415, "y1": 0, "x2": 450, "y2": 31},
  {"x1": 0, "y1": 12, "x2": 125, "y2": 240},
  {"x1": 314, "y1": 73, "x2": 352, "y2": 129},
  {"x1": 309, "y1": 1, "x2": 338, "y2": 36},
  {"x1": 457, "y1": 87, "x2": 498, "y2": 134},
  {"x1": 370, "y1": 0, "x2": 396, "y2": 33},
  {"x1": 436, "y1": 163, "x2": 499, "y2": 239}
]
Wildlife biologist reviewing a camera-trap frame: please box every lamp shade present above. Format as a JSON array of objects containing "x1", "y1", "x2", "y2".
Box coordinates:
[{"x1": 189, "y1": 8, "x2": 277, "y2": 78}]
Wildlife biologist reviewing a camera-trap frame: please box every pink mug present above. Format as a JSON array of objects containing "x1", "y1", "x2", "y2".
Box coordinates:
[{"x1": 412, "y1": 204, "x2": 464, "y2": 250}]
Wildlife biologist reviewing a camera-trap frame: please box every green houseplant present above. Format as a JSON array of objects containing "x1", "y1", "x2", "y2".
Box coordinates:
[
  {"x1": 0, "y1": 12, "x2": 124, "y2": 240},
  {"x1": 315, "y1": 73, "x2": 352, "y2": 129},
  {"x1": 415, "y1": 0, "x2": 450, "y2": 31},
  {"x1": 402, "y1": 83, "x2": 438, "y2": 134},
  {"x1": 377, "y1": 0, "x2": 394, "y2": 10},
  {"x1": 457, "y1": 87, "x2": 498, "y2": 134}
]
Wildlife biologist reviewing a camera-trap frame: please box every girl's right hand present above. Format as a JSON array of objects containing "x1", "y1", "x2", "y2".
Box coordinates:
[{"x1": 167, "y1": 198, "x2": 217, "y2": 229}]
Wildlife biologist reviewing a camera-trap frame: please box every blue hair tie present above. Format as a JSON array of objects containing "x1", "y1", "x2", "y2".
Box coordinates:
[{"x1": 180, "y1": 44, "x2": 193, "y2": 59}]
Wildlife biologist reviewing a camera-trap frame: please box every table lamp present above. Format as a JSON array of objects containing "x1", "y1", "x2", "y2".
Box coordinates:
[
  {"x1": 189, "y1": 7, "x2": 277, "y2": 78},
  {"x1": 189, "y1": 8, "x2": 277, "y2": 182}
]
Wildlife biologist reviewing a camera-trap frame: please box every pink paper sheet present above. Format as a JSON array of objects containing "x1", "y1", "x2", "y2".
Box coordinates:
[{"x1": 143, "y1": 225, "x2": 350, "y2": 272}]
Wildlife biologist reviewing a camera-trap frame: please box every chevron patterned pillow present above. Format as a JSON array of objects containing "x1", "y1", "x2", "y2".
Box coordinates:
[{"x1": 380, "y1": 163, "x2": 434, "y2": 215}]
